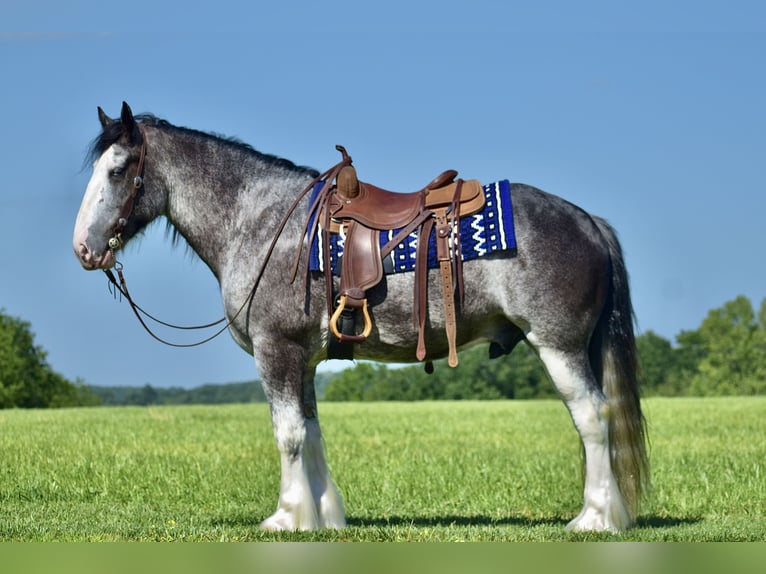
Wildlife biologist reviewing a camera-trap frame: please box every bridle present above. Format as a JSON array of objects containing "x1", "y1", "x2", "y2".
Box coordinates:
[
  {"x1": 107, "y1": 125, "x2": 147, "y2": 252},
  {"x1": 101, "y1": 126, "x2": 352, "y2": 348},
  {"x1": 102, "y1": 124, "x2": 230, "y2": 347}
]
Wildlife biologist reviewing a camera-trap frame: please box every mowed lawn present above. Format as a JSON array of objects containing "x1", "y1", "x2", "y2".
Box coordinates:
[{"x1": 0, "y1": 397, "x2": 763, "y2": 541}]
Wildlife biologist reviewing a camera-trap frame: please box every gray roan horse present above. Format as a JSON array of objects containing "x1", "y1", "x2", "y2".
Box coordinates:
[{"x1": 74, "y1": 102, "x2": 648, "y2": 532}]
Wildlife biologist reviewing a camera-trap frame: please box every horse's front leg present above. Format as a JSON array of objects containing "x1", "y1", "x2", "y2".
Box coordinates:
[{"x1": 256, "y1": 340, "x2": 345, "y2": 531}]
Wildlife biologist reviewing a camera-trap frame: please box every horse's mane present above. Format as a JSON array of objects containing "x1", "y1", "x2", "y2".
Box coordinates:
[{"x1": 86, "y1": 113, "x2": 320, "y2": 178}]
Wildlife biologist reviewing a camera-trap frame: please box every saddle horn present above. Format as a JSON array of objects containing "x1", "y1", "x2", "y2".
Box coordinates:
[{"x1": 335, "y1": 145, "x2": 359, "y2": 199}]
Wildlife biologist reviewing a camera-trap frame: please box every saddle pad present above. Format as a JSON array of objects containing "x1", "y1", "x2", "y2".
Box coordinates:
[{"x1": 308, "y1": 180, "x2": 516, "y2": 275}]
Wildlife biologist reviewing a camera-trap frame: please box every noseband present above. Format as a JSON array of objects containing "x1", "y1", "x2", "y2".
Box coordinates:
[{"x1": 108, "y1": 125, "x2": 147, "y2": 251}]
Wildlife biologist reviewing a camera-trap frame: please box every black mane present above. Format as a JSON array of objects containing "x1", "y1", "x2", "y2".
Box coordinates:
[{"x1": 86, "y1": 113, "x2": 319, "y2": 177}]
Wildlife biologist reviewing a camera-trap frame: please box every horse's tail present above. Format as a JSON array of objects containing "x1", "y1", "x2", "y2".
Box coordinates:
[{"x1": 590, "y1": 216, "x2": 650, "y2": 522}]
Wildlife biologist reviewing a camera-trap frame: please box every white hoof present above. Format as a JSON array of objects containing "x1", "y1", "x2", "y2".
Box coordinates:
[
  {"x1": 259, "y1": 495, "x2": 346, "y2": 531},
  {"x1": 566, "y1": 504, "x2": 631, "y2": 533},
  {"x1": 260, "y1": 508, "x2": 317, "y2": 532}
]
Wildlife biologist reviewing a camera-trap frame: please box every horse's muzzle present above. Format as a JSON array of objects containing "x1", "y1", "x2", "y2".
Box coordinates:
[{"x1": 76, "y1": 242, "x2": 114, "y2": 270}]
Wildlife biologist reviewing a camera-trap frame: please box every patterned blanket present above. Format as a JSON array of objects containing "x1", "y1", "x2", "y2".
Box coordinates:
[{"x1": 308, "y1": 180, "x2": 516, "y2": 275}]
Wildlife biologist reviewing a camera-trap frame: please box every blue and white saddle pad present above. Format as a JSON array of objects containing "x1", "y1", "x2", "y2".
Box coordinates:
[{"x1": 308, "y1": 180, "x2": 517, "y2": 275}]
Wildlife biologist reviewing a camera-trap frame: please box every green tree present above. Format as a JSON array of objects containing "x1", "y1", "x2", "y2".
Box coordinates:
[
  {"x1": 324, "y1": 362, "x2": 375, "y2": 401},
  {"x1": 672, "y1": 328, "x2": 707, "y2": 393},
  {"x1": 688, "y1": 295, "x2": 766, "y2": 395},
  {"x1": 437, "y1": 348, "x2": 504, "y2": 399},
  {"x1": 0, "y1": 309, "x2": 99, "y2": 408},
  {"x1": 126, "y1": 384, "x2": 159, "y2": 406},
  {"x1": 636, "y1": 330, "x2": 680, "y2": 395}
]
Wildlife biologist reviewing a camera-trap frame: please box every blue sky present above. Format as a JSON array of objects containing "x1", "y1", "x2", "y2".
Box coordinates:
[{"x1": 2, "y1": 1, "x2": 765, "y2": 388}]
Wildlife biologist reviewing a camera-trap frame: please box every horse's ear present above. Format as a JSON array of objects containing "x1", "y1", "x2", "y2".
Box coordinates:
[
  {"x1": 98, "y1": 106, "x2": 114, "y2": 128},
  {"x1": 120, "y1": 101, "x2": 142, "y2": 145}
]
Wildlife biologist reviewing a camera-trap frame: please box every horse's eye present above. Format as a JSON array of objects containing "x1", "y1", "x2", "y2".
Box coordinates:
[{"x1": 110, "y1": 168, "x2": 125, "y2": 178}]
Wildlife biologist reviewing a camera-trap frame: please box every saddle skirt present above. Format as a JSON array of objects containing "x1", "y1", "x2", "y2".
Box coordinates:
[{"x1": 309, "y1": 179, "x2": 517, "y2": 275}]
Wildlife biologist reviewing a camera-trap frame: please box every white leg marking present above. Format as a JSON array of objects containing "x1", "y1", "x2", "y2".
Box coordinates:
[
  {"x1": 260, "y1": 401, "x2": 318, "y2": 531},
  {"x1": 537, "y1": 346, "x2": 631, "y2": 532},
  {"x1": 260, "y1": 401, "x2": 345, "y2": 531}
]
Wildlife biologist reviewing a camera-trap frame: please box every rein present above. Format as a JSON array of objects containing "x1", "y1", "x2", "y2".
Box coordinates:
[
  {"x1": 104, "y1": 265, "x2": 230, "y2": 348},
  {"x1": 103, "y1": 129, "x2": 352, "y2": 348}
]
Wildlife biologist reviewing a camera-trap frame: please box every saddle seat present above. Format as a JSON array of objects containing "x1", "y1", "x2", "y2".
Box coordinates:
[{"x1": 326, "y1": 166, "x2": 485, "y2": 232}]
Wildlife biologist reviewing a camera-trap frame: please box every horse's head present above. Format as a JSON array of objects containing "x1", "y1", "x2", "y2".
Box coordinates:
[{"x1": 74, "y1": 102, "x2": 154, "y2": 270}]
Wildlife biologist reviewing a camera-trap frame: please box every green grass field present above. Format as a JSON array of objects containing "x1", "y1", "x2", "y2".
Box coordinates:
[{"x1": 0, "y1": 397, "x2": 764, "y2": 541}]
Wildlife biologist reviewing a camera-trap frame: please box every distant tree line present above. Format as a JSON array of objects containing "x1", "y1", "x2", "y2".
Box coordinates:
[
  {"x1": 1, "y1": 295, "x2": 764, "y2": 408},
  {"x1": 86, "y1": 372, "x2": 338, "y2": 406},
  {"x1": 88, "y1": 381, "x2": 266, "y2": 406}
]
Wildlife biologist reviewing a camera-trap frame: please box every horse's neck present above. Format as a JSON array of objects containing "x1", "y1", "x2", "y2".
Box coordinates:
[{"x1": 153, "y1": 129, "x2": 307, "y2": 277}]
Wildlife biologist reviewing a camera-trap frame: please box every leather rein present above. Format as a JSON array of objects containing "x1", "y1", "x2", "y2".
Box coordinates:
[{"x1": 102, "y1": 126, "x2": 352, "y2": 348}]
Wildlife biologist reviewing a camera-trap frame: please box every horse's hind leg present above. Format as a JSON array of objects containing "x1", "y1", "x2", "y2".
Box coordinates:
[
  {"x1": 536, "y1": 346, "x2": 631, "y2": 532},
  {"x1": 256, "y1": 341, "x2": 345, "y2": 531}
]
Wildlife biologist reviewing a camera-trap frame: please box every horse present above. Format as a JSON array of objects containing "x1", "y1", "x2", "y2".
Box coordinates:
[{"x1": 73, "y1": 102, "x2": 648, "y2": 533}]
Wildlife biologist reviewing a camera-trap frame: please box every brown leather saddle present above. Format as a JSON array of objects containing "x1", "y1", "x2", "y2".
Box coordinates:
[{"x1": 303, "y1": 146, "x2": 485, "y2": 367}]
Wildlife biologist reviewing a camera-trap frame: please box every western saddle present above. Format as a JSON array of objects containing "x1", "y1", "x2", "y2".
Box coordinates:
[{"x1": 298, "y1": 146, "x2": 485, "y2": 368}]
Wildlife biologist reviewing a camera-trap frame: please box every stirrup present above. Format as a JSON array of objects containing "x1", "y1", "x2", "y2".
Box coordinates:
[{"x1": 330, "y1": 295, "x2": 373, "y2": 344}]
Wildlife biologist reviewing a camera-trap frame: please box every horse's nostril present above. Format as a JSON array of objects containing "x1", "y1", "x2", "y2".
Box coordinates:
[{"x1": 78, "y1": 244, "x2": 91, "y2": 262}]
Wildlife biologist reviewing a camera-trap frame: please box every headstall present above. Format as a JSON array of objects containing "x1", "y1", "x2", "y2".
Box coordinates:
[{"x1": 108, "y1": 125, "x2": 147, "y2": 252}]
